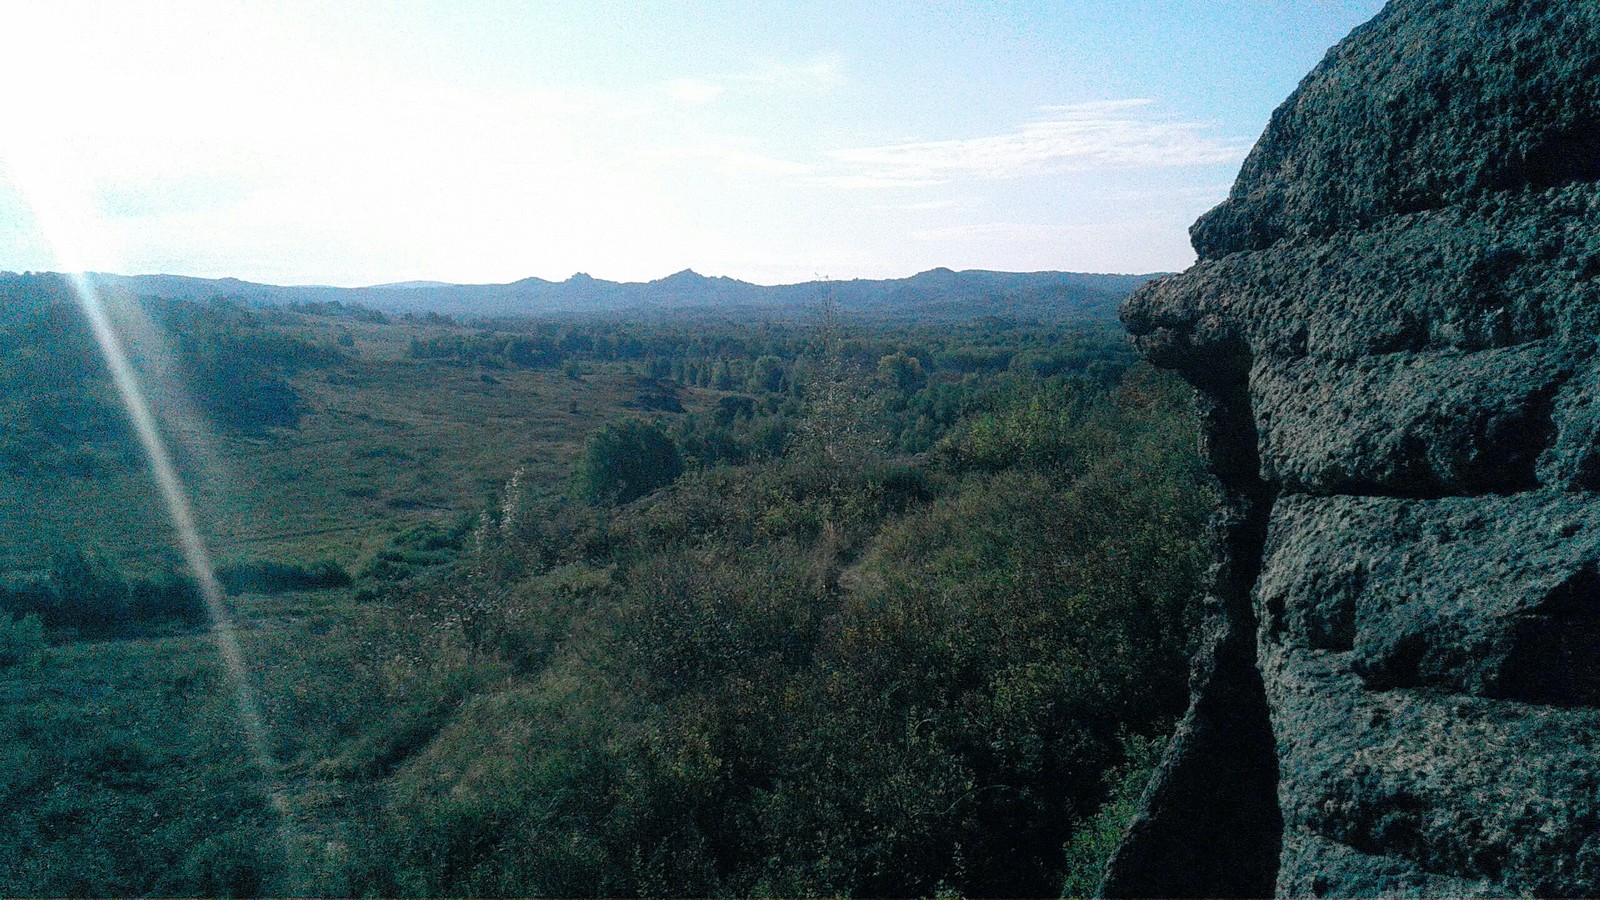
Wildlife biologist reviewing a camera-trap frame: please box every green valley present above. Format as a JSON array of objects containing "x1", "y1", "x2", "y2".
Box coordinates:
[{"x1": 0, "y1": 273, "x2": 1209, "y2": 897}]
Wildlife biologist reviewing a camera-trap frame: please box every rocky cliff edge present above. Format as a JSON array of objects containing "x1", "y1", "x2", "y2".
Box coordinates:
[{"x1": 1102, "y1": 0, "x2": 1600, "y2": 895}]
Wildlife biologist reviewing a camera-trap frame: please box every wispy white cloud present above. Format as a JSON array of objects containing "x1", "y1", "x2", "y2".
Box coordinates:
[
  {"x1": 815, "y1": 173, "x2": 945, "y2": 190},
  {"x1": 658, "y1": 56, "x2": 843, "y2": 107},
  {"x1": 828, "y1": 100, "x2": 1248, "y2": 185},
  {"x1": 878, "y1": 198, "x2": 968, "y2": 211},
  {"x1": 1100, "y1": 181, "x2": 1238, "y2": 204},
  {"x1": 0, "y1": 1, "x2": 1226, "y2": 284}
]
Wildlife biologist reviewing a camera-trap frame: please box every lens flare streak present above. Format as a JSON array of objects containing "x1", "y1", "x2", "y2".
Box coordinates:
[
  {"x1": 64, "y1": 273, "x2": 299, "y2": 871},
  {"x1": 6, "y1": 121, "x2": 306, "y2": 887}
]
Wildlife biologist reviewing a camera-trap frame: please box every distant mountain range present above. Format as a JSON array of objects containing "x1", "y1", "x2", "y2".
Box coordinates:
[{"x1": 17, "y1": 268, "x2": 1162, "y2": 322}]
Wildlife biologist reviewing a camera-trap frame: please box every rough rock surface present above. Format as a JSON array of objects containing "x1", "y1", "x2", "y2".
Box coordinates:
[{"x1": 1100, "y1": 0, "x2": 1600, "y2": 895}]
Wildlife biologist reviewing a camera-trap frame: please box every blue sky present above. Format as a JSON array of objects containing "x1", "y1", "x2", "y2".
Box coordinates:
[{"x1": 0, "y1": 1, "x2": 1385, "y2": 286}]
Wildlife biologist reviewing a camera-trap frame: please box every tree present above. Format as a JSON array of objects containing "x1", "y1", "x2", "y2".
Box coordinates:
[
  {"x1": 877, "y1": 351, "x2": 926, "y2": 392},
  {"x1": 748, "y1": 355, "x2": 786, "y2": 393},
  {"x1": 579, "y1": 419, "x2": 683, "y2": 505}
]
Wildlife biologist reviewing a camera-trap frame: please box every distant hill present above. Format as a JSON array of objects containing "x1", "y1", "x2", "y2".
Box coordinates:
[
  {"x1": 367, "y1": 280, "x2": 462, "y2": 290},
  {"x1": 25, "y1": 268, "x2": 1161, "y2": 323}
]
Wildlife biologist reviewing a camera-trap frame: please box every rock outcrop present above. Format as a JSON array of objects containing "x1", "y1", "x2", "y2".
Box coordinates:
[{"x1": 1101, "y1": 1, "x2": 1600, "y2": 895}]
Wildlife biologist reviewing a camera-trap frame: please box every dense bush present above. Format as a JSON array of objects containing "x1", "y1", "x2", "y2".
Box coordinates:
[
  {"x1": 409, "y1": 332, "x2": 563, "y2": 369},
  {"x1": 216, "y1": 559, "x2": 351, "y2": 594},
  {"x1": 0, "y1": 613, "x2": 45, "y2": 670},
  {"x1": 155, "y1": 300, "x2": 341, "y2": 433},
  {"x1": 1060, "y1": 733, "x2": 1167, "y2": 897},
  {"x1": 578, "y1": 419, "x2": 684, "y2": 505},
  {"x1": 356, "y1": 520, "x2": 470, "y2": 587},
  {"x1": 0, "y1": 279, "x2": 345, "y2": 469},
  {"x1": 0, "y1": 552, "x2": 207, "y2": 640},
  {"x1": 0, "y1": 278, "x2": 132, "y2": 474},
  {"x1": 361, "y1": 358, "x2": 1209, "y2": 898}
]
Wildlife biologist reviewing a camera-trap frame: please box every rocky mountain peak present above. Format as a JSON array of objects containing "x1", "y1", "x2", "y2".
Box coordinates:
[{"x1": 656, "y1": 268, "x2": 710, "y2": 284}]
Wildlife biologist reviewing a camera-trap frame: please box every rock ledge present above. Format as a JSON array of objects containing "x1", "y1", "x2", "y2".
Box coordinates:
[{"x1": 1102, "y1": 1, "x2": 1600, "y2": 896}]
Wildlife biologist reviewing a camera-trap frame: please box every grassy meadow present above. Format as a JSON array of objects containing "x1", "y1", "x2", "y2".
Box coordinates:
[{"x1": 0, "y1": 301, "x2": 691, "y2": 574}]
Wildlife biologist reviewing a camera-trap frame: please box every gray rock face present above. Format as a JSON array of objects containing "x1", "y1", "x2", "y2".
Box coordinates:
[
  {"x1": 1101, "y1": 0, "x2": 1600, "y2": 895},
  {"x1": 1190, "y1": 0, "x2": 1600, "y2": 259}
]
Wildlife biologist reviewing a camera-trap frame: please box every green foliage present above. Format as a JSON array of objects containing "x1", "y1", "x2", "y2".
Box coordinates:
[
  {"x1": 216, "y1": 558, "x2": 351, "y2": 594},
  {"x1": 747, "y1": 354, "x2": 787, "y2": 393},
  {"x1": 155, "y1": 299, "x2": 342, "y2": 433},
  {"x1": 578, "y1": 419, "x2": 684, "y2": 505},
  {"x1": 1060, "y1": 733, "x2": 1167, "y2": 898},
  {"x1": 0, "y1": 634, "x2": 292, "y2": 896},
  {"x1": 0, "y1": 551, "x2": 207, "y2": 640},
  {"x1": 287, "y1": 298, "x2": 390, "y2": 323},
  {"x1": 0, "y1": 278, "x2": 345, "y2": 484},
  {"x1": 0, "y1": 297, "x2": 1206, "y2": 898},
  {"x1": 356, "y1": 520, "x2": 469, "y2": 586},
  {"x1": 408, "y1": 331, "x2": 563, "y2": 369},
  {"x1": 0, "y1": 613, "x2": 45, "y2": 670},
  {"x1": 0, "y1": 278, "x2": 131, "y2": 475},
  {"x1": 368, "y1": 355, "x2": 1208, "y2": 898},
  {"x1": 954, "y1": 384, "x2": 1099, "y2": 472},
  {"x1": 877, "y1": 350, "x2": 927, "y2": 392},
  {"x1": 713, "y1": 394, "x2": 756, "y2": 426}
]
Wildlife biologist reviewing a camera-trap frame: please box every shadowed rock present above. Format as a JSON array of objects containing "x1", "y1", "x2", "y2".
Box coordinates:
[{"x1": 1102, "y1": 0, "x2": 1600, "y2": 895}]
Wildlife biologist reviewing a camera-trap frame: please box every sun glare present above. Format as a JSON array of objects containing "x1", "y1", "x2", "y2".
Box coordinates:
[{"x1": 1, "y1": 147, "x2": 302, "y2": 883}]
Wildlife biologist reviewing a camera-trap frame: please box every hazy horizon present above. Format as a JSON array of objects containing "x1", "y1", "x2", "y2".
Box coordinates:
[
  {"x1": 5, "y1": 263, "x2": 1167, "y2": 291},
  {"x1": 2, "y1": 1, "x2": 1384, "y2": 288}
]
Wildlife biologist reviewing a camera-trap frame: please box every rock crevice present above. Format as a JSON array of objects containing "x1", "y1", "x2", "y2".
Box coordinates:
[{"x1": 1102, "y1": 1, "x2": 1600, "y2": 895}]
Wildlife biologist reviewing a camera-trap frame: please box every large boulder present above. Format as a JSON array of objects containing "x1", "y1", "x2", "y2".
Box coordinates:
[{"x1": 1101, "y1": 1, "x2": 1600, "y2": 895}]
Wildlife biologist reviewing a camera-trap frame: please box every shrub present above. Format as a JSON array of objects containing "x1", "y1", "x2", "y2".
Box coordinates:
[
  {"x1": 877, "y1": 351, "x2": 926, "y2": 392},
  {"x1": 1060, "y1": 734, "x2": 1167, "y2": 898},
  {"x1": 357, "y1": 524, "x2": 467, "y2": 591},
  {"x1": 0, "y1": 613, "x2": 45, "y2": 670},
  {"x1": 0, "y1": 551, "x2": 206, "y2": 639},
  {"x1": 216, "y1": 559, "x2": 351, "y2": 594},
  {"x1": 578, "y1": 419, "x2": 683, "y2": 505}
]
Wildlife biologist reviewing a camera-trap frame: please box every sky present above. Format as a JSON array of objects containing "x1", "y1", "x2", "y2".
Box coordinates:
[{"x1": 0, "y1": 0, "x2": 1387, "y2": 287}]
